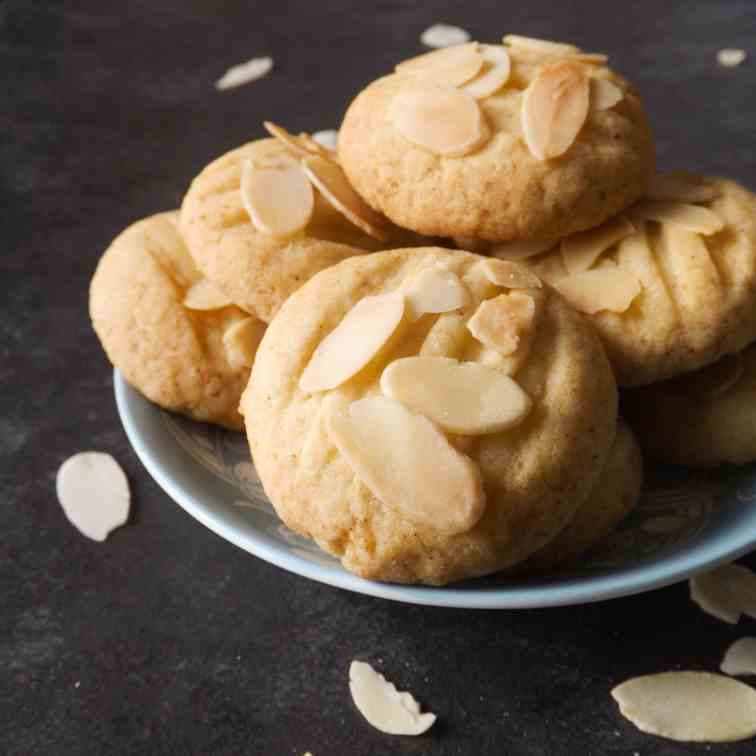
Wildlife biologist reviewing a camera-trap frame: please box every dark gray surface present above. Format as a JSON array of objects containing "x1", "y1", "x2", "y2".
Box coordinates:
[{"x1": 2, "y1": 1, "x2": 756, "y2": 753}]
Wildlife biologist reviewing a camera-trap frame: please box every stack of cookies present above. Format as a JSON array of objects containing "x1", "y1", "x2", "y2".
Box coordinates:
[{"x1": 90, "y1": 34, "x2": 756, "y2": 585}]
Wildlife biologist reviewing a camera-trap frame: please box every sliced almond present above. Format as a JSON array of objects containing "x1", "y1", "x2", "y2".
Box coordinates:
[
  {"x1": 477, "y1": 258, "x2": 542, "y2": 289},
  {"x1": 327, "y1": 395, "x2": 484, "y2": 534},
  {"x1": 311, "y1": 129, "x2": 339, "y2": 151},
  {"x1": 395, "y1": 42, "x2": 484, "y2": 87},
  {"x1": 502, "y1": 35, "x2": 579, "y2": 57},
  {"x1": 223, "y1": 317, "x2": 266, "y2": 369},
  {"x1": 522, "y1": 60, "x2": 590, "y2": 161},
  {"x1": 240, "y1": 156, "x2": 314, "y2": 236},
  {"x1": 646, "y1": 173, "x2": 722, "y2": 203},
  {"x1": 722, "y1": 638, "x2": 756, "y2": 677},
  {"x1": 467, "y1": 292, "x2": 536, "y2": 355},
  {"x1": 718, "y1": 48, "x2": 747, "y2": 67},
  {"x1": 690, "y1": 563, "x2": 756, "y2": 624},
  {"x1": 263, "y1": 121, "x2": 312, "y2": 158},
  {"x1": 183, "y1": 279, "x2": 234, "y2": 311},
  {"x1": 404, "y1": 268, "x2": 470, "y2": 320},
  {"x1": 390, "y1": 83, "x2": 489, "y2": 157},
  {"x1": 56, "y1": 452, "x2": 130, "y2": 542},
  {"x1": 299, "y1": 293, "x2": 405, "y2": 393},
  {"x1": 590, "y1": 77, "x2": 623, "y2": 110},
  {"x1": 561, "y1": 216, "x2": 635, "y2": 274},
  {"x1": 380, "y1": 356, "x2": 531, "y2": 435},
  {"x1": 349, "y1": 660, "x2": 436, "y2": 736},
  {"x1": 460, "y1": 44, "x2": 511, "y2": 99},
  {"x1": 689, "y1": 352, "x2": 744, "y2": 400},
  {"x1": 567, "y1": 52, "x2": 608, "y2": 65},
  {"x1": 611, "y1": 672, "x2": 756, "y2": 743},
  {"x1": 628, "y1": 200, "x2": 725, "y2": 235},
  {"x1": 301, "y1": 155, "x2": 388, "y2": 241},
  {"x1": 489, "y1": 238, "x2": 557, "y2": 260},
  {"x1": 420, "y1": 23, "x2": 471, "y2": 50},
  {"x1": 215, "y1": 56, "x2": 273, "y2": 90},
  {"x1": 553, "y1": 267, "x2": 641, "y2": 314},
  {"x1": 299, "y1": 131, "x2": 338, "y2": 161}
]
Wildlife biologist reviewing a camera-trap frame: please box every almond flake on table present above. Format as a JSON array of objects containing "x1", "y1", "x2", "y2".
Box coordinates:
[
  {"x1": 722, "y1": 638, "x2": 756, "y2": 677},
  {"x1": 717, "y1": 48, "x2": 747, "y2": 67},
  {"x1": 420, "y1": 23, "x2": 471, "y2": 49},
  {"x1": 56, "y1": 452, "x2": 130, "y2": 542},
  {"x1": 690, "y1": 563, "x2": 756, "y2": 624},
  {"x1": 215, "y1": 56, "x2": 273, "y2": 90},
  {"x1": 349, "y1": 660, "x2": 436, "y2": 735}
]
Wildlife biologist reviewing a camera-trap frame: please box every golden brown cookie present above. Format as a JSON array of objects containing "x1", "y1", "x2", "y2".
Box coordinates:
[
  {"x1": 624, "y1": 342, "x2": 756, "y2": 466},
  {"x1": 90, "y1": 212, "x2": 264, "y2": 430},
  {"x1": 519, "y1": 174, "x2": 756, "y2": 386},
  {"x1": 339, "y1": 36, "x2": 654, "y2": 242},
  {"x1": 517, "y1": 420, "x2": 643, "y2": 572},
  {"x1": 180, "y1": 131, "x2": 415, "y2": 323},
  {"x1": 241, "y1": 247, "x2": 618, "y2": 585}
]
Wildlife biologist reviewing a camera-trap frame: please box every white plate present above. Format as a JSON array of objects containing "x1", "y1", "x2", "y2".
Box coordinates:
[{"x1": 115, "y1": 370, "x2": 756, "y2": 609}]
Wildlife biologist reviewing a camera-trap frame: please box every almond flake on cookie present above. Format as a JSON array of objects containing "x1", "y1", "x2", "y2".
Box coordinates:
[
  {"x1": 478, "y1": 258, "x2": 542, "y2": 289},
  {"x1": 645, "y1": 173, "x2": 722, "y2": 203},
  {"x1": 299, "y1": 293, "x2": 405, "y2": 393},
  {"x1": 460, "y1": 44, "x2": 511, "y2": 99},
  {"x1": 380, "y1": 356, "x2": 531, "y2": 434},
  {"x1": 404, "y1": 267, "x2": 470, "y2": 320},
  {"x1": 327, "y1": 395, "x2": 484, "y2": 534},
  {"x1": 561, "y1": 216, "x2": 635, "y2": 274},
  {"x1": 183, "y1": 279, "x2": 234, "y2": 311},
  {"x1": 502, "y1": 34, "x2": 579, "y2": 57},
  {"x1": 390, "y1": 82, "x2": 489, "y2": 157},
  {"x1": 349, "y1": 661, "x2": 436, "y2": 735},
  {"x1": 420, "y1": 23, "x2": 471, "y2": 49},
  {"x1": 395, "y1": 42, "x2": 484, "y2": 87},
  {"x1": 590, "y1": 78, "x2": 623, "y2": 110},
  {"x1": 489, "y1": 238, "x2": 558, "y2": 261},
  {"x1": 628, "y1": 200, "x2": 724, "y2": 235},
  {"x1": 301, "y1": 155, "x2": 388, "y2": 240},
  {"x1": 522, "y1": 60, "x2": 590, "y2": 161},
  {"x1": 240, "y1": 156, "x2": 314, "y2": 236},
  {"x1": 223, "y1": 317, "x2": 266, "y2": 369},
  {"x1": 467, "y1": 292, "x2": 536, "y2": 355},
  {"x1": 553, "y1": 267, "x2": 641, "y2": 314}
]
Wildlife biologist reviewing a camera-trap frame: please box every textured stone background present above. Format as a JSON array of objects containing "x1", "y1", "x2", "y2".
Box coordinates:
[{"x1": 2, "y1": 1, "x2": 756, "y2": 754}]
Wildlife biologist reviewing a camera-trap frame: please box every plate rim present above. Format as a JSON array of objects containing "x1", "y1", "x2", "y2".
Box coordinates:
[{"x1": 114, "y1": 370, "x2": 756, "y2": 609}]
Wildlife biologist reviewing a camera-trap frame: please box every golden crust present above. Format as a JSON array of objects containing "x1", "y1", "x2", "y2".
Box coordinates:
[
  {"x1": 89, "y1": 212, "x2": 255, "y2": 430},
  {"x1": 241, "y1": 247, "x2": 618, "y2": 585}
]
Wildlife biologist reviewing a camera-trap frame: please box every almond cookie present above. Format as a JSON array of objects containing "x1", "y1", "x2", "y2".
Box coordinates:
[
  {"x1": 338, "y1": 36, "x2": 654, "y2": 242},
  {"x1": 90, "y1": 212, "x2": 264, "y2": 430},
  {"x1": 241, "y1": 247, "x2": 618, "y2": 585},
  {"x1": 624, "y1": 342, "x2": 756, "y2": 466},
  {"x1": 517, "y1": 420, "x2": 643, "y2": 572},
  {"x1": 180, "y1": 129, "x2": 414, "y2": 323},
  {"x1": 517, "y1": 175, "x2": 756, "y2": 386}
]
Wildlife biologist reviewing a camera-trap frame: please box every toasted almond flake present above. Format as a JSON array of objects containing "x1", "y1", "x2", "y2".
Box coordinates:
[
  {"x1": 223, "y1": 317, "x2": 266, "y2": 369},
  {"x1": 590, "y1": 77, "x2": 624, "y2": 110},
  {"x1": 420, "y1": 23, "x2": 471, "y2": 49},
  {"x1": 478, "y1": 258, "x2": 542, "y2": 289},
  {"x1": 612, "y1": 672, "x2": 756, "y2": 743},
  {"x1": 311, "y1": 129, "x2": 339, "y2": 151},
  {"x1": 628, "y1": 200, "x2": 725, "y2": 235},
  {"x1": 395, "y1": 42, "x2": 484, "y2": 87},
  {"x1": 327, "y1": 395, "x2": 484, "y2": 534},
  {"x1": 381, "y1": 356, "x2": 531, "y2": 434},
  {"x1": 460, "y1": 45, "x2": 511, "y2": 99},
  {"x1": 299, "y1": 293, "x2": 404, "y2": 392},
  {"x1": 301, "y1": 155, "x2": 388, "y2": 240},
  {"x1": 215, "y1": 56, "x2": 273, "y2": 90},
  {"x1": 240, "y1": 156, "x2": 314, "y2": 236},
  {"x1": 522, "y1": 60, "x2": 590, "y2": 161},
  {"x1": 722, "y1": 638, "x2": 756, "y2": 677},
  {"x1": 390, "y1": 83, "x2": 488, "y2": 157},
  {"x1": 489, "y1": 238, "x2": 557, "y2": 260},
  {"x1": 689, "y1": 352, "x2": 744, "y2": 400},
  {"x1": 718, "y1": 48, "x2": 747, "y2": 67},
  {"x1": 502, "y1": 35, "x2": 579, "y2": 57},
  {"x1": 561, "y1": 216, "x2": 635, "y2": 274},
  {"x1": 183, "y1": 279, "x2": 234, "y2": 311},
  {"x1": 349, "y1": 661, "x2": 436, "y2": 735},
  {"x1": 567, "y1": 52, "x2": 608, "y2": 64},
  {"x1": 645, "y1": 173, "x2": 722, "y2": 203},
  {"x1": 554, "y1": 268, "x2": 641, "y2": 314},
  {"x1": 467, "y1": 292, "x2": 536, "y2": 355},
  {"x1": 404, "y1": 267, "x2": 470, "y2": 320},
  {"x1": 263, "y1": 121, "x2": 312, "y2": 158},
  {"x1": 56, "y1": 452, "x2": 130, "y2": 542},
  {"x1": 690, "y1": 563, "x2": 756, "y2": 624}
]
